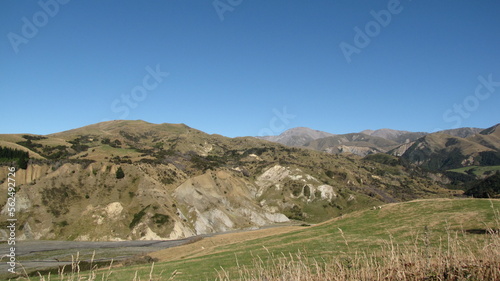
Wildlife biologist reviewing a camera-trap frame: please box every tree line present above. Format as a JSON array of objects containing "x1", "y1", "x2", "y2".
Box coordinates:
[{"x1": 0, "y1": 146, "x2": 29, "y2": 169}]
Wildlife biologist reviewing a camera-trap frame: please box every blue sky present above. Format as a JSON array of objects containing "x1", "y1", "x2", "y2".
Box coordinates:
[{"x1": 1, "y1": 0, "x2": 499, "y2": 137}]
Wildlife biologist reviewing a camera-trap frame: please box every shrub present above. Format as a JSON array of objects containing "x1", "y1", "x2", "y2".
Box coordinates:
[
  {"x1": 303, "y1": 185, "x2": 311, "y2": 198},
  {"x1": 129, "y1": 205, "x2": 150, "y2": 229},
  {"x1": 116, "y1": 167, "x2": 125, "y2": 179},
  {"x1": 152, "y1": 213, "x2": 170, "y2": 225},
  {"x1": 283, "y1": 205, "x2": 304, "y2": 220},
  {"x1": 325, "y1": 170, "x2": 335, "y2": 178}
]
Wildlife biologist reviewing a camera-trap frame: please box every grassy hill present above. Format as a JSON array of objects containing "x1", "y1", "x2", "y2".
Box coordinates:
[
  {"x1": 1, "y1": 120, "x2": 461, "y2": 243},
  {"x1": 73, "y1": 198, "x2": 499, "y2": 280},
  {"x1": 401, "y1": 124, "x2": 500, "y2": 171}
]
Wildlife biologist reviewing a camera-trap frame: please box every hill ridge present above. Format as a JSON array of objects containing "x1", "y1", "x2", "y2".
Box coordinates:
[{"x1": 0, "y1": 120, "x2": 497, "y2": 242}]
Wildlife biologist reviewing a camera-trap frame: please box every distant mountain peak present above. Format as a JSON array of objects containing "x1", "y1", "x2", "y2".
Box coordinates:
[{"x1": 258, "y1": 127, "x2": 334, "y2": 147}]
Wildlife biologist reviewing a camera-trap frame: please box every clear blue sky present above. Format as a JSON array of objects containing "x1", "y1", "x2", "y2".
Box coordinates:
[{"x1": 2, "y1": 0, "x2": 499, "y2": 137}]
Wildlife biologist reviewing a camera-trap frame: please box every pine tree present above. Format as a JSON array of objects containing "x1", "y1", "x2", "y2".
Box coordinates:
[{"x1": 116, "y1": 167, "x2": 125, "y2": 179}]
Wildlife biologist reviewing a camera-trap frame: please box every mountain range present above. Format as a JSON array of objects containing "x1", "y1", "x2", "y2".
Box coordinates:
[
  {"x1": 261, "y1": 125, "x2": 495, "y2": 162},
  {"x1": 0, "y1": 120, "x2": 498, "y2": 242}
]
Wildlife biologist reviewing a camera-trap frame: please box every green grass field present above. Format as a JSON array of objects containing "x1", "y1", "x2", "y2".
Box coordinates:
[
  {"x1": 89, "y1": 198, "x2": 499, "y2": 280},
  {"x1": 448, "y1": 165, "x2": 500, "y2": 176}
]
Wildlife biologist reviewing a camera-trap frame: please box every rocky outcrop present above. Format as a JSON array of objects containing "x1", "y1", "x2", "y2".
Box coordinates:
[
  {"x1": 174, "y1": 170, "x2": 288, "y2": 235},
  {"x1": 0, "y1": 162, "x2": 292, "y2": 241}
]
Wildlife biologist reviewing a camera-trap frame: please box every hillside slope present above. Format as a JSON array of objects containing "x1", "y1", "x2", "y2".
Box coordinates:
[
  {"x1": 258, "y1": 127, "x2": 334, "y2": 146},
  {"x1": 0, "y1": 120, "x2": 453, "y2": 241},
  {"x1": 401, "y1": 124, "x2": 500, "y2": 171},
  {"x1": 303, "y1": 133, "x2": 399, "y2": 156},
  {"x1": 361, "y1": 128, "x2": 427, "y2": 143}
]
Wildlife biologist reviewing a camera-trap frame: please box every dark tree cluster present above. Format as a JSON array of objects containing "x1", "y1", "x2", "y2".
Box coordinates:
[
  {"x1": 465, "y1": 172, "x2": 500, "y2": 198},
  {"x1": 0, "y1": 146, "x2": 29, "y2": 169}
]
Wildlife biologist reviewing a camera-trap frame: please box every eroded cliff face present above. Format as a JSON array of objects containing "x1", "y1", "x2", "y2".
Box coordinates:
[
  {"x1": 3, "y1": 154, "x2": 392, "y2": 241},
  {"x1": 0, "y1": 162, "x2": 294, "y2": 241},
  {"x1": 0, "y1": 164, "x2": 52, "y2": 185},
  {"x1": 174, "y1": 170, "x2": 288, "y2": 235}
]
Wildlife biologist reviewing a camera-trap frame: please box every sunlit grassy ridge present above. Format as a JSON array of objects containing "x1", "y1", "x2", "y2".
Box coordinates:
[
  {"x1": 448, "y1": 165, "x2": 500, "y2": 176},
  {"x1": 33, "y1": 198, "x2": 496, "y2": 281}
]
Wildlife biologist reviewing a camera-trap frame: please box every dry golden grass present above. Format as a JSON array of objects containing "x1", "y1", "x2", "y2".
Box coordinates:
[{"x1": 216, "y1": 228, "x2": 500, "y2": 281}]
